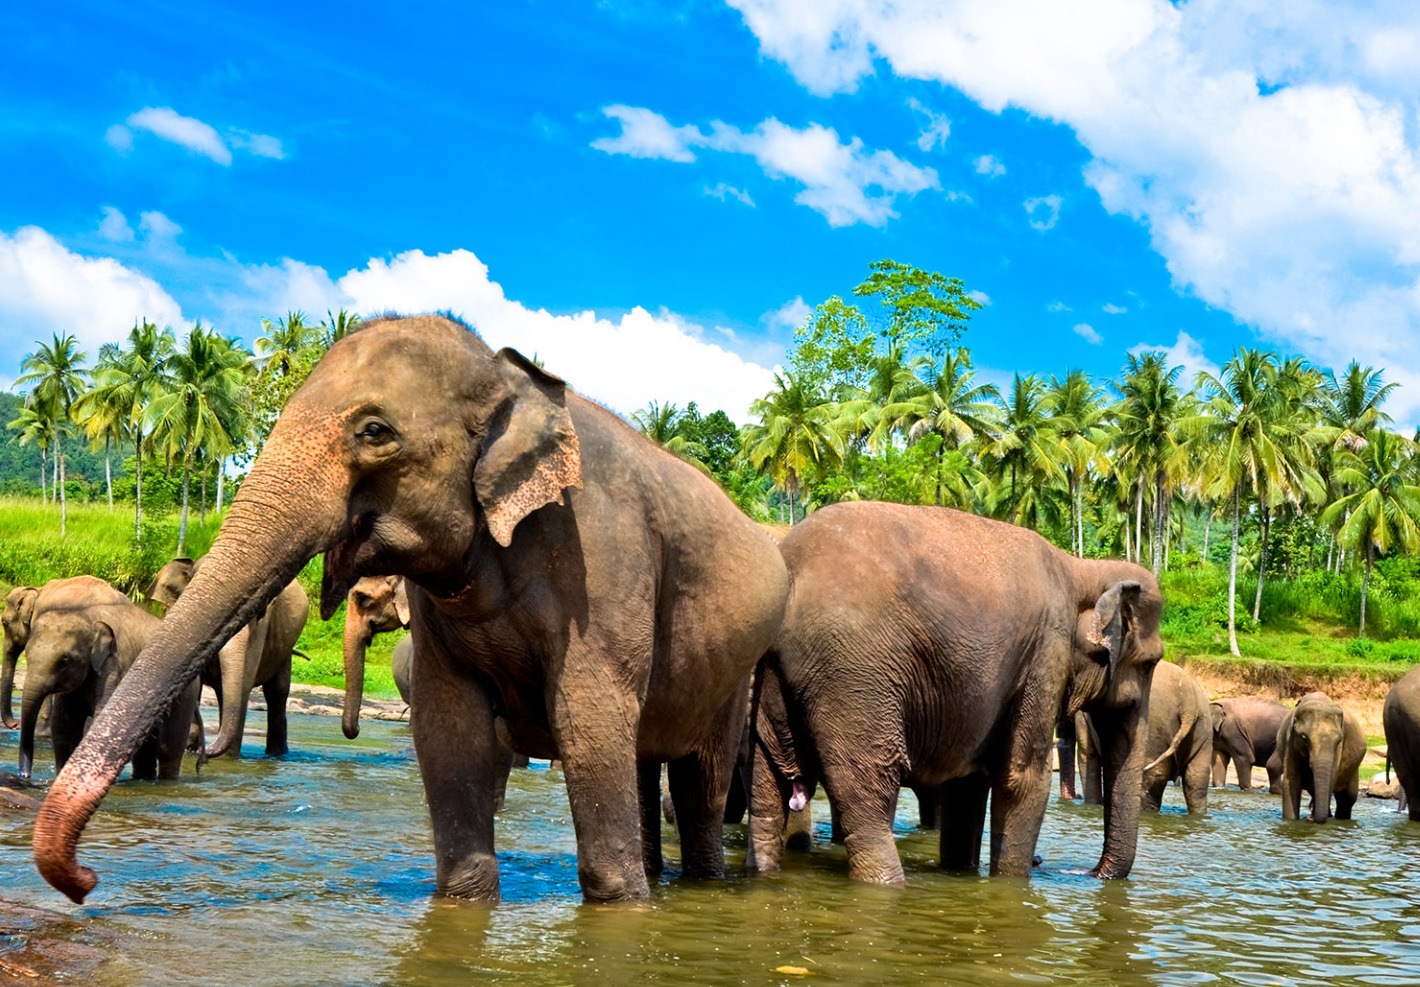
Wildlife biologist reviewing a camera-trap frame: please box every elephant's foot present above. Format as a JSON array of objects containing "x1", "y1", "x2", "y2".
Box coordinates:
[
  {"x1": 842, "y1": 830, "x2": 905, "y2": 886},
  {"x1": 436, "y1": 853, "x2": 500, "y2": 902},
  {"x1": 578, "y1": 860, "x2": 651, "y2": 902}
]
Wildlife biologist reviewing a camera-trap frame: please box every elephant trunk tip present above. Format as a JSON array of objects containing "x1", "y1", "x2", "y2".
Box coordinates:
[
  {"x1": 32, "y1": 776, "x2": 108, "y2": 904},
  {"x1": 341, "y1": 719, "x2": 361, "y2": 741},
  {"x1": 204, "y1": 736, "x2": 233, "y2": 759}
]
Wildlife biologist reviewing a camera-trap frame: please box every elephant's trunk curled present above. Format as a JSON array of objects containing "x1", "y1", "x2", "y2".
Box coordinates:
[{"x1": 33, "y1": 411, "x2": 349, "y2": 903}]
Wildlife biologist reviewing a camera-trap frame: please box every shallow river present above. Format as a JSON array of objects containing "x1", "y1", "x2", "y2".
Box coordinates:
[{"x1": 4, "y1": 713, "x2": 1420, "y2": 986}]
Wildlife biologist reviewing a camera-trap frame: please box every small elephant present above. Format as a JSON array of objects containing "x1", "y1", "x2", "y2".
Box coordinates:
[
  {"x1": 18, "y1": 576, "x2": 201, "y2": 781},
  {"x1": 147, "y1": 556, "x2": 309, "y2": 758},
  {"x1": 2, "y1": 585, "x2": 38, "y2": 729},
  {"x1": 1060, "y1": 711, "x2": 1104, "y2": 804},
  {"x1": 341, "y1": 575, "x2": 410, "y2": 738},
  {"x1": 1273, "y1": 692, "x2": 1365, "y2": 823},
  {"x1": 1210, "y1": 695, "x2": 1286, "y2": 790},
  {"x1": 1382, "y1": 668, "x2": 1420, "y2": 821},
  {"x1": 1140, "y1": 661, "x2": 1212, "y2": 815}
]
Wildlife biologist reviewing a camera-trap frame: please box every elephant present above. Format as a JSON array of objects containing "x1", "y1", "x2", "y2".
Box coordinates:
[
  {"x1": 146, "y1": 556, "x2": 309, "y2": 757},
  {"x1": 1210, "y1": 695, "x2": 1285, "y2": 790},
  {"x1": 1273, "y1": 691, "x2": 1365, "y2": 823},
  {"x1": 1138, "y1": 660, "x2": 1212, "y2": 814},
  {"x1": 2, "y1": 585, "x2": 38, "y2": 729},
  {"x1": 17, "y1": 576, "x2": 200, "y2": 781},
  {"x1": 1382, "y1": 668, "x2": 1420, "y2": 821},
  {"x1": 1058, "y1": 711, "x2": 1103, "y2": 804},
  {"x1": 747, "y1": 501, "x2": 1163, "y2": 884},
  {"x1": 33, "y1": 313, "x2": 789, "y2": 905},
  {"x1": 341, "y1": 575, "x2": 410, "y2": 738}
]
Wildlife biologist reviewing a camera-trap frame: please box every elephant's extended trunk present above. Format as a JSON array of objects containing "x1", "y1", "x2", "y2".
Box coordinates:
[
  {"x1": 1310, "y1": 754, "x2": 1337, "y2": 824},
  {"x1": 1, "y1": 645, "x2": 20, "y2": 730},
  {"x1": 32, "y1": 414, "x2": 348, "y2": 904},
  {"x1": 342, "y1": 620, "x2": 370, "y2": 740},
  {"x1": 1092, "y1": 703, "x2": 1145, "y2": 878},
  {"x1": 18, "y1": 687, "x2": 47, "y2": 780}
]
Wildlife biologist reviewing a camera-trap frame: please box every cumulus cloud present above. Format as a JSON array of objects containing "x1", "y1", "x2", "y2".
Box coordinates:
[
  {"x1": 969, "y1": 289, "x2": 991, "y2": 306},
  {"x1": 974, "y1": 153, "x2": 1005, "y2": 177},
  {"x1": 593, "y1": 105, "x2": 938, "y2": 227},
  {"x1": 763, "y1": 295, "x2": 812, "y2": 333},
  {"x1": 1047, "y1": 300, "x2": 1071, "y2": 312},
  {"x1": 724, "y1": 0, "x2": 1420, "y2": 419},
  {"x1": 97, "y1": 206, "x2": 134, "y2": 242},
  {"x1": 1102, "y1": 302, "x2": 1128, "y2": 315},
  {"x1": 1130, "y1": 330, "x2": 1219, "y2": 387},
  {"x1": 1073, "y1": 322, "x2": 1103, "y2": 345},
  {"x1": 1024, "y1": 194, "x2": 1062, "y2": 231},
  {"x1": 907, "y1": 97, "x2": 951, "y2": 151},
  {"x1": 0, "y1": 227, "x2": 185, "y2": 378},
  {"x1": 706, "y1": 182, "x2": 756, "y2": 206},
  {"x1": 107, "y1": 107, "x2": 284, "y2": 166}
]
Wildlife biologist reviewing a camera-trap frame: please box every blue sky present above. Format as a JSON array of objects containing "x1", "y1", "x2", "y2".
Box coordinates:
[{"x1": 3, "y1": 1, "x2": 1419, "y2": 422}]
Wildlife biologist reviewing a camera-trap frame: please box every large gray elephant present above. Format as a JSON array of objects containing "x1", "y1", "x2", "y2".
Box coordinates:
[
  {"x1": 340, "y1": 575, "x2": 409, "y2": 738},
  {"x1": 17, "y1": 576, "x2": 200, "y2": 781},
  {"x1": 33, "y1": 314, "x2": 789, "y2": 905},
  {"x1": 2, "y1": 585, "x2": 39, "y2": 729},
  {"x1": 146, "y1": 556, "x2": 309, "y2": 757},
  {"x1": 1210, "y1": 695, "x2": 1285, "y2": 790},
  {"x1": 1273, "y1": 691, "x2": 1365, "y2": 823},
  {"x1": 1140, "y1": 660, "x2": 1212, "y2": 814},
  {"x1": 747, "y1": 501, "x2": 1163, "y2": 883},
  {"x1": 1382, "y1": 668, "x2": 1420, "y2": 821}
]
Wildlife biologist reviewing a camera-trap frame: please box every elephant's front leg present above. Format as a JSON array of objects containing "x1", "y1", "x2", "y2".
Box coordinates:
[
  {"x1": 638, "y1": 760, "x2": 664, "y2": 879},
  {"x1": 668, "y1": 693, "x2": 744, "y2": 880},
  {"x1": 550, "y1": 664, "x2": 650, "y2": 902},
  {"x1": 1234, "y1": 754, "x2": 1255, "y2": 791},
  {"x1": 260, "y1": 663, "x2": 291, "y2": 757},
  {"x1": 988, "y1": 719, "x2": 1054, "y2": 877},
  {"x1": 939, "y1": 774, "x2": 988, "y2": 872},
  {"x1": 413, "y1": 652, "x2": 503, "y2": 901}
]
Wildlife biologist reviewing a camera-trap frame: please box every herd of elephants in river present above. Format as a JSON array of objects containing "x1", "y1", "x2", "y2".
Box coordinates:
[{"x1": 8, "y1": 314, "x2": 1420, "y2": 910}]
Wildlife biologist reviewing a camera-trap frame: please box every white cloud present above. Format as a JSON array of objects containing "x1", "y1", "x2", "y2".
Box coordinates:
[
  {"x1": 1129, "y1": 330, "x2": 1219, "y2": 388},
  {"x1": 229, "y1": 130, "x2": 285, "y2": 160},
  {"x1": 907, "y1": 97, "x2": 951, "y2": 151},
  {"x1": 1102, "y1": 302, "x2": 1127, "y2": 315},
  {"x1": 1073, "y1": 322, "x2": 1103, "y2": 345},
  {"x1": 0, "y1": 227, "x2": 185, "y2": 379},
  {"x1": 725, "y1": 0, "x2": 1420, "y2": 421},
  {"x1": 969, "y1": 289, "x2": 991, "y2": 306},
  {"x1": 104, "y1": 125, "x2": 133, "y2": 153},
  {"x1": 1024, "y1": 194, "x2": 1062, "y2": 231},
  {"x1": 124, "y1": 107, "x2": 232, "y2": 165},
  {"x1": 706, "y1": 182, "x2": 756, "y2": 206},
  {"x1": 593, "y1": 105, "x2": 938, "y2": 227},
  {"x1": 139, "y1": 211, "x2": 183, "y2": 243},
  {"x1": 97, "y1": 206, "x2": 134, "y2": 242},
  {"x1": 974, "y1": 153, "x2": 1006, "y2": 177},
  {"x1": 1047, "y1": 300, "x2": 1071, "y2": 312},
  {"x1": 763, "y1": 295, "x2": 812, "y2": 333}
]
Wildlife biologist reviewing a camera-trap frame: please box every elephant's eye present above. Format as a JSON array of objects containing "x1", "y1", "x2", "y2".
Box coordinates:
[{"x1": 355, "y1": 418, "x2": 396, "y2": 445}]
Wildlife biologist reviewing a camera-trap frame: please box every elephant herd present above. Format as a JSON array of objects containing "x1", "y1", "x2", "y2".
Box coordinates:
[{"x1": 16, "y1": 314, "x2": 1420, "y2": 913}]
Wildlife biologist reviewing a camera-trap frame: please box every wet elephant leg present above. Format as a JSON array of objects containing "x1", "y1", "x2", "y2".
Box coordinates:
[
  {"x1": 821, "y1": 759, "x2": 904, "y2": 885},
  {"x1": 1182, "y1": 749, "x2": 1210, "y2": 815},
  {"x1": 260, "y1": 664, "x2": 291, "y2": 757},
  {"x1": 1057, "y1": 717, "x2": 1078, "y2": 800},
  {"x1": 939, "y1": 773, "x2": 989, "y2": 872},
  {"x1": 746, "y1": 743, "x2": 790, "y2": 873},
  {"x1": 669, "y1": 697, "x2": 742, "y2": 880},
  {"x1": 912, "y1": 784, "x2": 939, "y2": 829},
  {"x1": 1234, "y1": 755, "x2": 1255, "y2": 791},
  {"x1": 784, "y1": 800, "x2": 813, "y2": 852},
  {"x1": 1334, "y1": 773, "x2": 1359, "y2": 820},
  {"x1": 49, "y1": 699, "x2": 88, "y2": 777},
  {"x1": 988, "y1": 755, "x2": 1052, "y2": 877},
  {"x1": 1212, "y1": 750, "x2": 1228, "y2": 787},
  {"x1": 157, "y1": 681, "x2": 201, "y2": 779},
  {"x1": 638, "y1": 759, "x2": 664, "y2": 879}
]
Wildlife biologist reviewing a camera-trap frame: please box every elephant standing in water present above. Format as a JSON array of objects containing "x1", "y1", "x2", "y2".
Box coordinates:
[
  {"x1": 34, "y1": 314, "x2": 788, "y2": 905},
  {"x1": 1273, "y1": 692, "x2": 1365, "y2": 823},
  {"x1": 748, "y1": 501, "x2": 1163, "y2": 883},
  {"x1": 2, "y1": 585, "x2": 38, "y2": 729},
  {"x1": 1211, "y1": 695, "x2": 1285, "y2": 790},
  {"x1": 147, "y1": 557, "x2": 309, "y2": 758},
  {"x1": 340, "y1": 575, "x2": 410, "y2": 738},
  {"x1": 1383, "y1": 668, "x2": 1420, "y2": 820},
  {"x1": 1139, "y1": 661, "x2": 1212, "y2": 814},
  {"x1": 16, "y1": 577, "x2": 200, "y2": 781}
]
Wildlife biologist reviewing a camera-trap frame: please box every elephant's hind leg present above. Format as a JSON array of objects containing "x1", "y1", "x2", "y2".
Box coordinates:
[
  {"x1": 819, "y1": 750, "x2": 905, "y2": 885},
  {"x1": 939, "y1": 774, "x2": 988, "y2": 872},
  {"x1": 669, "y1": 695, "x2": 743, "y2": 881},
  {"x1": 1182, "y1": 750, "x2": 1210, "y2": 815},
  {"x1": 638, "y1": 760, "x2": 664, "y2": 879},
  {"x1": 261, "y1": 665, "x2": 292, "y2": 757}
]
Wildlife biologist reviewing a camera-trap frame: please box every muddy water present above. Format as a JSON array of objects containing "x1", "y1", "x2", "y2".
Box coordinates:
[{"x1": 4, "y1": 713, "x2": 1420, "y2": 986}]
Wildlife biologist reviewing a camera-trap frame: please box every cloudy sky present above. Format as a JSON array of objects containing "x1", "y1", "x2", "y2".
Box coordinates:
[{"x1": 3, "y1": 1, "x2": 1419, "y2": 421}]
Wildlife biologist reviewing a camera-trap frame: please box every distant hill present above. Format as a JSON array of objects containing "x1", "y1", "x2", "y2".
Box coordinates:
[{"x1": 0, "y1": 393, "x2": 130, "y2": 497}]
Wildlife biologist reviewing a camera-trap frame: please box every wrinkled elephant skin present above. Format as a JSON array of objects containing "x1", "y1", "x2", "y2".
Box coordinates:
[
  {"x1": 1140, "y1": 661, "x2": 1212, "y2": 815},
  {"x1": 1210, "y1": 695, "x2": 1285, "y2": 790},
  {"x1": 1383, "y1": 669, "x2": 1420, "y2": 821}
]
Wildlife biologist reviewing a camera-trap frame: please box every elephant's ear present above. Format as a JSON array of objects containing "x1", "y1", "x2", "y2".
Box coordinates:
[
  {"x1": 1085, "y1": 580, "x2": 1142, "y2": 678},
  {"x1": 392, "y1": 577, "x2": 411, "y2": 627},
  {"x1": 90, "y1": 621, "x2": 117, "y2": 676},
  {"x1": 473, "y1": 348, "x2": 583, "y2": 548},
  {"x1": 15, "y1": 587, "x2": 38, "y2": 631}
]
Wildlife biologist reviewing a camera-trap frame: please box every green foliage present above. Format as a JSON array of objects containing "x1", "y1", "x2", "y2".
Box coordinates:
[{"x1": 851, "y1": 258, "x2": 982, "y2": 355}]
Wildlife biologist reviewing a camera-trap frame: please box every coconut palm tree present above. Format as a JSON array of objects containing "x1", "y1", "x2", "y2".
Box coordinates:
[
  {"x1": 321, "y1": 308, "x2": 363, "y2": 348},
  {"x1": 1047, "y1": 370, "x2": 1113, "y2": 557},
  {"x1": 981, "y1": 373, "x2": 1064, "y2": 527},
  {"x1": 1322, "y1": 429, "x2": 1420, "y2": 636},
  {"x1": 835, "y1": 341, "x2": 929, "y2": 452},
  {"x1": 15, "y1": 333, "x2": 88, "y2": 535},
  {"x1": 255, "y1": 310, "x2": 321, "y2": 378},
  {"x1": 145, "y1": 323, "x2": 248, "y2": 554},
  {"x1": 1112, "y1": 353, "x2": 1188, "y2": 575},
  {"x1": 6, "y1": 404, "x2": 51, "y2": 502},
  {"x1": 631, "y1": 401, "x2": 710, "y2": 473},
  {"x1": 72, "y1": 343, "x2": 127, "y2": 509},
  {"x1": 743, "y1": 370, "x2": 844, "y2": 524}
]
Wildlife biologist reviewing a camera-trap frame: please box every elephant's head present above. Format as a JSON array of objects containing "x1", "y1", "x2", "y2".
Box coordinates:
[
  {"x1": 144, "y1": 558, "x2": 197, "y2": 612},
  {"x1": 2, "y1": 585, "x2": 38, "y2": 729},
  {"x1": 341, "y1": 575, "x2": 410, "y2": 739},
  {"x1": 33, "y1": 314, "x2": 583, "y2": 903},
  {"x1": 1287, "y1": 693, "x2": 1347, "y2": 823},
  {"x1": 1065, "y1": 563, "x2": 1164, "y2": 878},
  {"x1": 19, "y1": 614, "x2": 118, "y2": 779}
]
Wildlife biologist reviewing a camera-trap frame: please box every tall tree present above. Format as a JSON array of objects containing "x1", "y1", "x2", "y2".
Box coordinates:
[
  {"x1": 6, "y1": 404, "x2": 50, "y2": 502},
  {"x1": 1113, "y1": 353, "x2": 1187, "y2": 575},
  {"x1": 320, "y1": 308, "x2": 363, "y2": 348},
  {"x1": 743, "y1": 370, "x2": 844, "y2": 524},
  {"x1": 72, "y1": 342, "x2": 126, "y2": 509},
  {"x1": 1048, "y1": 370, "x2": 1113, "y2": 557},
  {"x1": 852, "y1": 258, "x2": 982, "y2": 354},
  {"x1": 982, "y1": 373, "x2": 1064, "y2": 526},
  {"x1": 884, "y1": 346, "x2": 1000, "y2": 506},
  {"x1": 631, "y1": 401, "x2": 710, "y2": 472},
  {"x1": 15, "y1": 333, "x2": 87, "y2": 535},
  {"x1": 255, "y1": 310, "x2": 321, "y2": 378}
]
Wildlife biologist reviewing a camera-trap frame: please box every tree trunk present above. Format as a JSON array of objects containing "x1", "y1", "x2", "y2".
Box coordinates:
[
  {"x1": 200, "y1": 461, "x2": 208, "y2": 527},
  {"x1": 1228, "y1": 489, "x2": 1241, "y2": 658},
  {"x1": 104, "y1": 437, "x2": 113, "y2": 510},
  {"x1": 38, "y1": 446, "x2": 46, "y2": 504},
  {"x1": 216, "y1": 456, "x2": 225, "y2": 514},
  {"x1": 1252, "y1": 506, "x2": 1271, "y2": 623},
  {"x1": 1135, "y1": 480, "x2": 1145, "y2": 566},
  {"x1": 56, "y1": 432, "x2": 67, "y2": 538},
  {"x1": 1151, "y1": 469, "x2": 1165, "y2": 577},
  {"x1": 134, "y1": 432, "x2": 144, "y2": 544},
  {"x1": 177, "y1": 461, "x2": 190, "y2": 556},
  {"x1": 1360, "y1": 545, "x2": 1373, "y2": 637},
  {"x1": 1203, "y1": 507, "x2": 1211, "y2": 560}
]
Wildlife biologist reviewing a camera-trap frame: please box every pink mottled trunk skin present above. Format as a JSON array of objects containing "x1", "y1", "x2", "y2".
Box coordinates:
[{"x1": 33, "y1": 408, "x2": 348, "y2": 903}]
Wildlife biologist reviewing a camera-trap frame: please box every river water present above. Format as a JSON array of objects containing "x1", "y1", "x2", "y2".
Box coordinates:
[{"x1": 4, "y1": 712, "x2": 1420, "y2": 986}]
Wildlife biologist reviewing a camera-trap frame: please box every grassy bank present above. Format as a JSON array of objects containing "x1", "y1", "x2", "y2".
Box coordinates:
[{"x1": 0, "y1": 497, "x2": 404, "y2": 700}]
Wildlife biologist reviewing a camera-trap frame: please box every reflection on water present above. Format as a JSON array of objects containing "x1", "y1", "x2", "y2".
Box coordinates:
[{"x1": 4, "y1": 714, "x2": 1420, "y2": 985}]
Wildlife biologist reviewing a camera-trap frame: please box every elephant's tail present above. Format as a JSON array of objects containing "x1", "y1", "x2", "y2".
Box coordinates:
[
  {"x1": 1143, "y1": 705, "x2": 1198, "y2": 775},
  {"x1": 291, "y1": 649, "x2": 311, "y2": 662}
]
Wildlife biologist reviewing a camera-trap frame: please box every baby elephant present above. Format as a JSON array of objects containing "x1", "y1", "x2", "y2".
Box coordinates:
[
  {"x1": 1273, "y1": 692, "x2": 1365, "y2": 823},
  {"x1": 1211, "y1": 695, "x2": 1286, "y2": 790},
  {"x1": 1140, "y1": 661, "x2": 1213, "y2": 814}
]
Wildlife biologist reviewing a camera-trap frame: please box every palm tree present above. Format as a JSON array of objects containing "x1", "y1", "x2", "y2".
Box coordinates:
[
  {"x1": 1192, "y1": 350, "x2": 1323, "y2": 656},
  {"x1": 255, "y1": 310, "x2": 321, "y2": 377},
  {"x1": 631, "y1": 401, "x2": 710, "y2": 472},
  {"x1": 146, "y1": 324, "x2": 248, "y2": 554},
  {"x1": 743, "y1": 370, "x2": 845, "y2": 524},
  {"x1": 72, "y1": 342, "x2": 127, "y2": 509},
  {"x1": 981, "y1": 373, "x2": 1064, "y2": 527},
  {"x1": 6, "y1": 404, "x2": 50, "y2": 502},
  {"x1": 1322, "y1": 429, "x2": 1420, "y2": 636},
  {"x1": 835, "y1": 341, "x2": 928, "y2": 452},
  {"x1": 1047, "y1": 370, "x2": 1112, "y2": 557},
  {"x1": 321, "y1": 308, "x2": 363, "y2": 348},
  {"x1": 883, "y1": 346, "x2": 1001, "y2": 506},
  {"x1": 1113, "y1": 353, "x2": 1187, "y2": 575},
  {"x1": 1317, "y1": 362, "x2": 1397, "y2": 571},
  {"x1": 15, "y1": 333, "x2": 88, "y2": 535}
]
